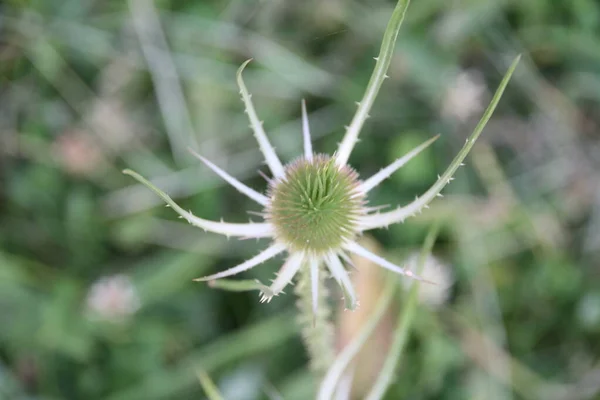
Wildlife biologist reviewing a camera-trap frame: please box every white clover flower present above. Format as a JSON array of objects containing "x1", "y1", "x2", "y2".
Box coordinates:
[
  {"x1": 86, "y1": 274, "x2": 140, "y2": 321},
  {"x1": 125, "y1": 51, "x2": 518, "y2": 318},
  {"x1": 442, "y1": 69, "x2": 488, "y2": 123},
  {"x1": 403, "y1": 252, "x2": 454, "y2": 308}
]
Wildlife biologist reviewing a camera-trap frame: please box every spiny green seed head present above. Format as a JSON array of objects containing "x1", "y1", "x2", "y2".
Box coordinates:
[{"x1": 267, "y1": 155, "x2": 365, "y2": 253}]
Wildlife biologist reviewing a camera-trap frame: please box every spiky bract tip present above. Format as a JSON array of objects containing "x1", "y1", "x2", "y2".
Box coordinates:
[{"x1": 267, "y1": 155, "x2": 365, "y2": 253}]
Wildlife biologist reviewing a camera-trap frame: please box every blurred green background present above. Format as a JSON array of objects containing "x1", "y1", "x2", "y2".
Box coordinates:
[{"x1": 1, "y1": 0, "x2": 599, "y2": 399}]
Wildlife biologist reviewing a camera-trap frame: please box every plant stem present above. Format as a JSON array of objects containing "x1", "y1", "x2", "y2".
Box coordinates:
[{"x1": 295, "y1": 263, "x2": 335, "y2": 377}]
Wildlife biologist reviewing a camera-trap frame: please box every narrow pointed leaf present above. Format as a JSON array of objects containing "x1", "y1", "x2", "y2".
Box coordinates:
[
  {"x1": 360, "y1": 55, "x2": 521, "y2": 230},
  {"x1": 123, "y1": 169, "x2": 273, "y2": 238},
  {"x1": 335, "y1": 0, "x2": 411, "y2": 166}
]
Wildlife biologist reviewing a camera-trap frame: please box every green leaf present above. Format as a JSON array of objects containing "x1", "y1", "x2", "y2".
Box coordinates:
[
  {"x1": 335, "y1": 0, "x2": 412, "y2": 166},
  {"x1": 361, "y1": 55, "x2": 521, "y2": 229}
]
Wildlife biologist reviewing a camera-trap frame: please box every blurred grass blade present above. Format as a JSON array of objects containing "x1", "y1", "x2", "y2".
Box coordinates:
[
  {"x1": 334, "y1": 366, "x2": 355, "y2": 400},
  {"x1": 196, "y1": 369, "x2": 224, "y2": 400},
  {"x1": 335, "y1": 0, "x2": 411, "y2": 166},
  {"x1": 317, "y1": 276, "x2": 397, "y2": 400},
  {"x1": 128, "y1": 0, "x2": 196, "y2": 163},
  {"x1": 365, "y1": 223, "x2": 441, "y2": 399}
]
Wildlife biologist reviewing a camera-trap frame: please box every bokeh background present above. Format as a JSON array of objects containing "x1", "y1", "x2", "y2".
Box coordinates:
[{"x1": 1, "y1": 0, "x2": 599, "y2": 399}]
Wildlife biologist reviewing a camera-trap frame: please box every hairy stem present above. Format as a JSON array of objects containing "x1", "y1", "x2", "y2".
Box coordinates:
[{"x1": 295, "y1": 263, "x2": 335, "y2": 377}]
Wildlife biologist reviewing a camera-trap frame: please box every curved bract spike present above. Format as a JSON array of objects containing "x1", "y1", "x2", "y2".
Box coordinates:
[
  {"x1": 188, "y1": 148, "x2": 269, "y2": 206},
  {"x1": 335, "y1": 0, "x2": 412, "y2": 167},
  {"x1": 325, "y1": 253, "x2": 358, "y2": 311},
  {"x1": 360, "y1": 55, "x2": 521, "y2": 230},
  {"x1": 260, "y1": 252, "x2": 304, "y2": 302},
  {"x1": 301, "y1": 99, "x2": 313, "y2": 160},
  {"x1": 358, "y1": 134, "x2": 440, "y2": 194},
  {"x1": 123, "y1": 169, "x2": 273, "y2": 238},
  {"x1": 237, "y1": 60, "x2": 285, "y2": 178},
  {"x1": 194, "y1": 243, "x2": 286, "y2": 281}
]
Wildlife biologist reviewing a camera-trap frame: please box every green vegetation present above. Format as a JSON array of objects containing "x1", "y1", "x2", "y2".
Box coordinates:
[{"x1": 1, "y1": 0, "x2": 599, "y2": 399}]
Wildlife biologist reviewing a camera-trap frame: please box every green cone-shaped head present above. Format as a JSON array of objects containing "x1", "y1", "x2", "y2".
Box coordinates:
[{"x1": 267, "y1": 155, "x2": 365, "y2": 253}]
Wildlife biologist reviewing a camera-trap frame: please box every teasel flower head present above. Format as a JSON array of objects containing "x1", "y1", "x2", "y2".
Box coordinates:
[{"x1": 124, "y1": 46, "x2": 519, "y2": 318}]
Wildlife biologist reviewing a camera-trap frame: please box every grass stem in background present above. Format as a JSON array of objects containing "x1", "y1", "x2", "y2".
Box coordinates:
[{"x1": 365, "y1": 223, "x2": 441, "y2": 399}]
